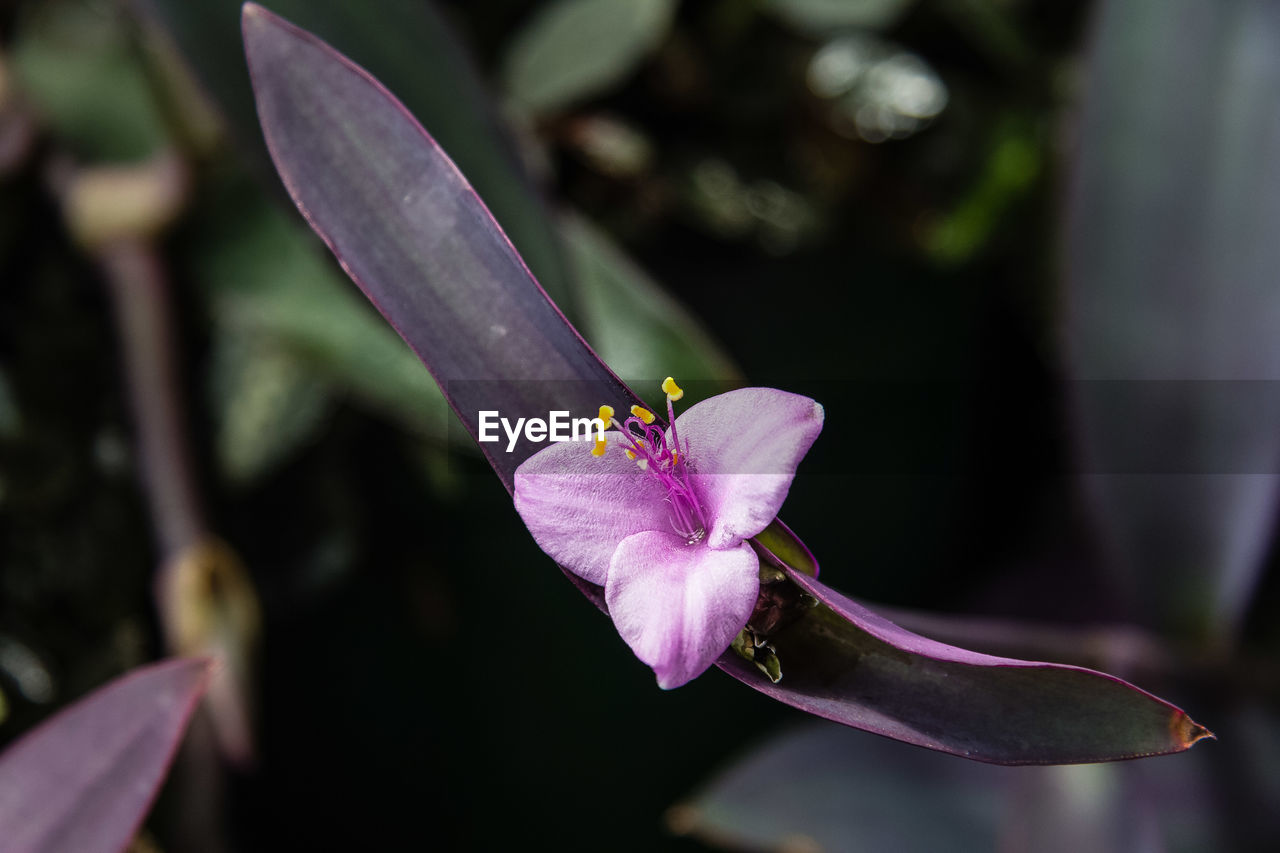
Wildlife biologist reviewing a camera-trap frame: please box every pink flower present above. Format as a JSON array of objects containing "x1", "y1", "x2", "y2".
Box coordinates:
[{"x1": 514, "y1": 380, "x2": 823, "y2": 688}]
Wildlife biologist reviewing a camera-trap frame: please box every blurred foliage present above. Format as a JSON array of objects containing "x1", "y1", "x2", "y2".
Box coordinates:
[
  {"x1": 207, "y1": 331, "x2": 330, "y2": 485},
  {"x1": 922, "y1": 117, "x2": 1041, "y2": 266},
  {"x1": 562, "y1": 212, "x2": 740, "y2": 391},
  {"x1": 502, "y1": 0, "x2": 678, "y2": 115},
  {"x1": 1067, "y1": 0, "x2": 1280, "y2": 641},
  {"x1": 186, "y1": 181, "x2": 451, "y2": 445},
  {"x1": 0, "y1": 0, "x2": 1276, "y2": 850},
  {"x1": 764, "y1": 0, "x2": 915, "y2": 34},
  {"x1": 670, "y1": 721, "x2": 1209, "y2": 851},
  {"x1": 9, "y1": 0, "x2": 165, "y2": 161},
  {"x1": 143, "y1": 0, "x2": 577, "y2": 306}
]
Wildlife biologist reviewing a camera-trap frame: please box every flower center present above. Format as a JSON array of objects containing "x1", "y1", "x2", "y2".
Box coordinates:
[{"x1": 593, "y1": 377, "x2": 708, "y2": 544}]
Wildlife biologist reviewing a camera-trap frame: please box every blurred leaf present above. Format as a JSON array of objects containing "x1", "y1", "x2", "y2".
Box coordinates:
[
  {"x1": 922, "y1": 119, "x2": 1041, "y2": 266},
  {"x1": 719, "y1": 566, "x2": 1213, "y2": 764},
  {"x1": 764, "y1": 0, "x2": 913, "y2": 35},
  {"x1": 1066, "y1": 0, "x2": 1280, "y2": 638},
  {"x1": 11, "y1": 0, "x2": 167, "y2": 161},
  {"x1": 0, "y1": 658, "x2": 211, "y2": 853},
  {"x1": 672, "y1": 723, "x2": 1001, "y2": 851},
  {"x1": 140, "y1": 0, "x2": 574, "y2": 305},
  {"x1": 242, "y1": 4, "x2": 643, "y2": 491},
  {"x1": 674, "y1": 721, "x2": 1217, "y2": 852},
  {"x1": 683, "y1": 159, "x2": 820, "y2": 250},
  {"x1": 562, "y1": 213, "x2": 740, "y2": 388},
  {"x1": 561, "y1": 113, "x2": 654, "y2": 177},
  {"x1": 1002, "y1": 764, "x2": 1160, "y2": 853},
  {"x1": 501, "y1": 0, "x2": 677, "y2": 115},
  {"x1": 208, "y1": 330, "x2": 331, "y2": 483},
  {"x1": 190, "y1": 184, "x2": 451, "y2": 440}
]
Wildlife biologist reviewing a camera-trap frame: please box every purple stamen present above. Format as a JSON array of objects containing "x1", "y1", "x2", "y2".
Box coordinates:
[
  {"x1": 611, "y1": 404, "x2": 707, "y2": 543},
  {"x1": 666, "y1": 394, "x2": 682, "y2": 462}
]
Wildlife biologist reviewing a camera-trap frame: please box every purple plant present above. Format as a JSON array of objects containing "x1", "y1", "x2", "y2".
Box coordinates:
[
  {"x1": 0, "y1": 659, "x2": 211, "y2": 853},
  {"x1": 241, "y1": 2, "x2": 1211, "y2": 765}
]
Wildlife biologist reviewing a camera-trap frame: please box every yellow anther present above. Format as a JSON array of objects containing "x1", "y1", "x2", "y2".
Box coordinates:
[
  {"x1": 671, "y1": 451, "x2": 678, "y2": 466},
  {"x1": 662, "y1": 376, "x2": 684, "y2": 401},
  {"x1": 631, "y1": 405, "x2": 655, "y2": 424},
  {"x1": 591, "y1": 437, "x2": 608, "y2": 457},
  {"x1": 624, "y1": 449, "x2": 636, "y2": 461},
  {"x1": 598, "y1": 405, "x2": 615, "y2": 423}
]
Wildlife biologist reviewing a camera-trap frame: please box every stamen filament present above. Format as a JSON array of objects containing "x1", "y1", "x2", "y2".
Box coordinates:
[{"x1": 590, "y1": 377, "x2": 707, "y2": 541}]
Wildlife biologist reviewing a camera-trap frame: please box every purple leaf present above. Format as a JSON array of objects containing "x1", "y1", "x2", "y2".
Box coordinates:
[
  {"x1": 241, "y1": 2, "x2": 642, "y2": 491},
  {"x1": 1066, "y1": 0, "x2": 1280, "y2": 638},
  {"x1": 0, "y1": 658, "x2": 212, "y2": 853},
  {"x1": 671, "y1": 722, "x2": 1004, "y2": 851},
  {"x1": 716, "y1": 568, "x2": 1212, "y2": 764},
  {"x1": 242, "y1": 4, "x2": 1212, "y2": 763},
  {"x1": 672, "y1": 721, "x2": 1219, "y2": 852},
  {"x1": 141, "y1": 0, "x2": 575, "y2": 307}
]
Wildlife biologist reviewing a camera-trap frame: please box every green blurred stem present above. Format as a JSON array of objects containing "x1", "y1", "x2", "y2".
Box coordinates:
[{"x1": 100, "y1": 238, "x2": 208, "y2": 558}]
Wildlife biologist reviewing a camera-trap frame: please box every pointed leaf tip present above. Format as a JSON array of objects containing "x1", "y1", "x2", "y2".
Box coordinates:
[
  {"x1": 241, "y1": 3, "x2": 639, "y2": 489},
  {"x1": 717, "y1": 568, "x2": 1213, "y2": 763},
  {"x1": 241, "y1": 2, "x2": 265, "y2": 33},
  {"x1": 1173, "y1": 714, "x2": 1215, "y2": 749},
  {"x1": 0, "y1": 658, "x2": 213, "y2": 853}
]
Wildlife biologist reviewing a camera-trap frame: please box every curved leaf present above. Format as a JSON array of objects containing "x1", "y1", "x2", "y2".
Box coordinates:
[
  {"x1": 242, "y1": 3, "x2": 643, "y2": 490},
  {"x1": 715, "y1": 568, "x2": 1212, "y2": 764},
  {"x1": 140, "y1": 0, "x2": 574, "y2": 304},
  {"x1": 0, "y1": 658, "x2": 212, "y2": 853},
  {"x1": 243, "y1": 5, "x2": 1212, "y2": 763}
]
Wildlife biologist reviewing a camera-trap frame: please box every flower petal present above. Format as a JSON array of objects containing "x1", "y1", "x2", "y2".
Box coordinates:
[
  {"x1": 673, "y1": 388, "x2": 823, "y2": 550},
  {"x1": 605, "y1": 531, "x2": 759, "y2": 689},
  {"x1": 514, "y1": 431, "x2": 670, "y2": 584}
]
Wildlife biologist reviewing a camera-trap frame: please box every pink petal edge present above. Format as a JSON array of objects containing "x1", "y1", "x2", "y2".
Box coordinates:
[
  {"x1": 673, "y1": 388, "x2": 824, "y2": 550},
  {"x1": 513, "y1": 431, "x2": 671, "y2": 584},
  {"x1": 606, "y1": 530, "x2": 760, "y2": 688}
]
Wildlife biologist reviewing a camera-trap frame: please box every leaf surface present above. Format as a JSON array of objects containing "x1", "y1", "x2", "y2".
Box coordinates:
[
  {"x1": 0, "y1": 659, "x2": 211, "y2": 853},
  {"x1": 1066, "y1": 0, "x2": 1280, "y2": 637},
  {"x1": 243, "y1": 3, "x2": 643, "y2": 489},
  {"x1": 714, "y1": 568, "x2": 1212, "y2": 764}
]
